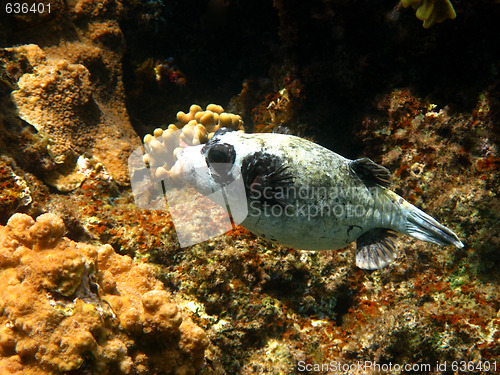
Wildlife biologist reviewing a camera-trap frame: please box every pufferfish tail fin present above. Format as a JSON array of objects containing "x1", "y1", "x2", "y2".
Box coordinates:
[
  {"x1": 404, "y1": 204, "x2": 464, "y2": 249},
  {"x1": 355, "y1": 204, "x2": 464, "y2": 270}
]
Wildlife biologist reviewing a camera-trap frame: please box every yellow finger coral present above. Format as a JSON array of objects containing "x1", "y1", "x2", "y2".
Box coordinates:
[
  {"x1": 141, "y1": 104, "x2": 245, "y2": 180},
  {"x1": 0, "y1": 213, "x2": 208, "y2": 374},
  {"x1": 401, "y1": 0, "x2": 456, "y2": 28},
  {"x1": 176, "y1": 103, "x2": 244, "y2": 137}
]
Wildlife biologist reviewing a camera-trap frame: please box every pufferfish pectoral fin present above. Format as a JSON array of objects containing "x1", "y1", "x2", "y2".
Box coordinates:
[
  {"x1": 349, "y1": 158, "x2": 392, "y2": 188},
  {"x1": 356, "y1": 229, "x2": 400, "y2": 270}
]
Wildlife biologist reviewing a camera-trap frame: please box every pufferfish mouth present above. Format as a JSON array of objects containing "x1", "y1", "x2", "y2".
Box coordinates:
[{"x1": 168, "y1": 145, "x2": 206, "y2": 180}]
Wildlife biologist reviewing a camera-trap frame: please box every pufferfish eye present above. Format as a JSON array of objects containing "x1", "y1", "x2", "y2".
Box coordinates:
[
  {"x1": 207, "y1": 144, "x2": 233, "y2": 164},
  {"x1": 205, "y1": 143, "x2": 236, "y2": 181}
]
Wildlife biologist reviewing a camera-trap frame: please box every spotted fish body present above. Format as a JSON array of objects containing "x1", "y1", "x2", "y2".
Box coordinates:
[{"x1": 172, "y1": 129, "x2": 463, "y2": 269}]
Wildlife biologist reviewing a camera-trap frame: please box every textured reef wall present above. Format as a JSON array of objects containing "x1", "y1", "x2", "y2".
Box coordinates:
[
  {"x1": 0, "y1": 212, "x2": 207, "y2": 374},
  {"x1": 0, "y1": 0, "x2": 499, "y2": 374},
  {"x1": 1, "y1": 0, "x2": 140, "y2": 191}
]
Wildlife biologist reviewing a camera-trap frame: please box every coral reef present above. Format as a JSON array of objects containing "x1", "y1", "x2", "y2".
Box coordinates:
[
  {"x1": 0, "y1": 0, "x2": 499, "y2": 374},
  {"x1": 246, "y1": 86, "x2": 302, "y2": 135},
  {"x1": 0, "y1": 92, "x2": 494, "y2": 374},
  {"x1": 9, "y1": 45, "x2": 94, "y2": 191},
  {"x1": 271, "y1": 0, "x2": 500, "y2": 158},
  {"x1": 0, "y1": 213, "x2": 208, "y2": 374},
  {"x1": 2, "y1": 0, "x2": 141, "y2": 191},
  {"x1": 357, "y1": 89, "x2": 499, "y2": 277},
  {"x1": 120, "y1": 0, "x2": 279, "y2": 134},
  {"x1": 137, "y1": 92, "x2": 497, "y2": 373},
  {"x1": 0, "y1": 158, "x2": 32, "y2": 219}
]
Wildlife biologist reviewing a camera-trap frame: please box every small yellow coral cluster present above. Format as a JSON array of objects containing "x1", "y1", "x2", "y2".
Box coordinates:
[
  {"x1": 0, "y1": 213, "x2": 208, "y2": 374},
  {"x1": 401, "y1": 0, "x2": 456, "y2": 28},
  {"x1": 142, "y1": 104, "x2": 244, "y2": 180},
  {"x1": 177, "y1": 103, "x2": 243, "y2": 136}
]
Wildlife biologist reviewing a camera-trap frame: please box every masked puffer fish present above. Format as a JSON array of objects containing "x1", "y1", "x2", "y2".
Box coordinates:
[{"x1": 170, "y1": 128, "x2": 464, "y2": 270}]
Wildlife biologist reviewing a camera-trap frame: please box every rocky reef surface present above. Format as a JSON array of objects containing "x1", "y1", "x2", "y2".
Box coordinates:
[
  {"x1": 1, "y1": 0, "x2": 140, "y2": 191},
  {"x1": 0, "y1": 213, "x2": 207, "y2": 374},
  {"x1": 0, "y1": 0, "x2": 499, "y2": 374}
]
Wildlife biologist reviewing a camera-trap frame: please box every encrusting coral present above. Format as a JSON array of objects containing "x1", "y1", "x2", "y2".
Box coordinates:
[
  {"x1": 10, "y1": 46, "x2": 92, "y2": 165},
  {"x1": 9, "y1": 44, "x2": 140, "y2": 191},
  {"x1": 401, "y1": 0, "x2": 456, "y2": 28},
  {"x1": 0, "y1": 213, "x2": 208, "y2": 374},
  {"x1": 2, "y1": 0, "x2": 142, "y2": 191},
  {"x1": 10, "y1": 45, "x2": 93, "y2": 191}
]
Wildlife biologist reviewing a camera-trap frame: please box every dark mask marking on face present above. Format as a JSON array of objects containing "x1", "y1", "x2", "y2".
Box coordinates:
[{"x1": 241, "y1": 152, "x2": 294, "y2": 208}]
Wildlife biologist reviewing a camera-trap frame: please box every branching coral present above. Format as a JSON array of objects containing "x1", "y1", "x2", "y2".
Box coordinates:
[
  {"x1": 140, "y1": 104, "x2": 244, "y2": 180},
  {"x1": 401, "y1": 0, "x2": 456, "y2": 28},
  {"x1": 0, "y1": 213, "x2": 208, "y2": 374},
  {"x1": 175, "y1": 103, "x2": 244, "y2": 139}
]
